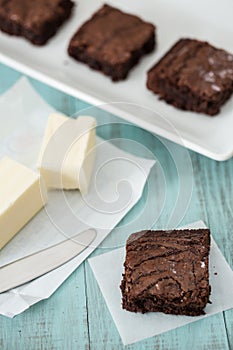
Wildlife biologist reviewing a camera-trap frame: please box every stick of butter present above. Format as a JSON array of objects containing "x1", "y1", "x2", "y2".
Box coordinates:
[
  {"x1": 37, "y1": 113, "x2": 96, "y2": 193},
  {"x1": 0, "y1": 157, "x2": 47, "y2": 250}
]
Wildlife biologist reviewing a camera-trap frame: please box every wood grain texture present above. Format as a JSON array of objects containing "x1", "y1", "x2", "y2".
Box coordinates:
[
  {"x1": 0, "y1": 264, "x2": 89, "y2": 350},
  {"x1": 0, "y1": 62, "x2": 232, "y2": 349}
]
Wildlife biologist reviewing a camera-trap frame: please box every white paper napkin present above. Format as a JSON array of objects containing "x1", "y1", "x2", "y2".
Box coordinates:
[
  {"x1": 89, "y1": 221, "x2": 233, "y2": 345},
  {"x1": 0, "y1": 78, "x2": 155, "y2": 318}
]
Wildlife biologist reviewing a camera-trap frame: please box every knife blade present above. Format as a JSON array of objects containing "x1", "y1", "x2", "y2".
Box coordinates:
[{"x1": 0, "y1": 228, "x2": 96, "y2": 294}]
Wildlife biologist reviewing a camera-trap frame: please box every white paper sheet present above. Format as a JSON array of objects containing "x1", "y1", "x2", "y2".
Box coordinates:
[
  {"x1": 0, "y1": 78, "x2": 155, "y2": 317},
  {"x1": 89, "y1": 221, "x2": 233, "y2": 345}
]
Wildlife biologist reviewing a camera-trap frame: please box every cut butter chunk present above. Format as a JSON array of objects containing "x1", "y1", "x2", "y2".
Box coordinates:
[
  {"x1": 37, "y1": 113, "x2": 96, "y2": 193},
  {"x1": 0, "y1": 157, "x2": 47, "y2": 250}
]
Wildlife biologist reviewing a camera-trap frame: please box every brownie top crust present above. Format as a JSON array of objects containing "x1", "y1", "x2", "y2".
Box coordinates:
[
  {"x1": 124, "y1": 229, "x2": 210, "y2": 303},
  {"x1": 0, "y1": 0, "x2": 72, "y2": 32},
  {"x1": 69, "y1": 4, "x2": 155, "y2": 65},
  {"x1": 148, "y1": 38, "x2": 233, "y2": 99}
]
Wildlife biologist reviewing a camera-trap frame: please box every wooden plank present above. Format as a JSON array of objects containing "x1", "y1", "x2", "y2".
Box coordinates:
[
  {"x1": 0, "y1": 64, "x2": 231, "y2": 349},
  {"x1": 0, "y1": 63, "x2": 21, "y2": 94},
  {"x1": 194, "y1": 154, "x2": 233, "y2": 349},
  {"x1": 84, "y1": 133, "x2": 229, "y2": 349},
  {"x1": 0, "y1": 264, "x2": 89, "y2": 350},
  {"x1": 0, "y1": 70, "x2": 90, "y2": 350}
]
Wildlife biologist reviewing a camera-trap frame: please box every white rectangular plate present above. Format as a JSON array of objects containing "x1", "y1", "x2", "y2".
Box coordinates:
[{"x1": 0, "y1": 0, "x2": 233, "y2": 160}]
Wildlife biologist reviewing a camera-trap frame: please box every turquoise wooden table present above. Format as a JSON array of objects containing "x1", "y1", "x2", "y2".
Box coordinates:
[{"x1": 0, "y1": 62, "x2": 232, "y2": 350}]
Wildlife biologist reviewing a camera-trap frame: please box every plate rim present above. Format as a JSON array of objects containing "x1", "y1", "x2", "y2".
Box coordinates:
[{"x1": 0, "y1": 41, "x2": 232, "y2": 162}]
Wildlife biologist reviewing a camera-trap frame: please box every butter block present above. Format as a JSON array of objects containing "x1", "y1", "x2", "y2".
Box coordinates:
[
  {"x1": 37, "y1": 113, "x2": 96, "y2": 193},
  {"x1": 0, "y1": 157, "x2": 47, "y2": 250}
]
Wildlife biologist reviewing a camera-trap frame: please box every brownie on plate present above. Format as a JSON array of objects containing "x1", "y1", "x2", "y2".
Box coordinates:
[
  {"x1": 0, "y1": 0, "x2": 74, "y2": 45},
  {"x1": 120, "y1": 228, "x2": 211, "y2": 316},
  {"x1": 68, "y1": 4, "x2": 155, "y2": 81},
  {"x1": 147, "y1": 38, "x2": 233, "y2": 115}
]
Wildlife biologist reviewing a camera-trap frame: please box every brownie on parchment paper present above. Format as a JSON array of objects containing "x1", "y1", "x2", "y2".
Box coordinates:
[
  {"x1": 147, "y1": 39, "x2": 233, "y2": 115},
  {"x1": 0, "y1": 0, "x2": 74, "y2": 45},
  {"x1": 68, "y1": 4, "x2": 155, "y2": 81},
  {"x1": 121, "y1": 228, "x2": 211, "y2": 316}
]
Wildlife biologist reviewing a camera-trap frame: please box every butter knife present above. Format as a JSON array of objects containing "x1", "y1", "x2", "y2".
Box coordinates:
[{"x1": 0, "y1": 228, "x2": 96, "y2": 294}]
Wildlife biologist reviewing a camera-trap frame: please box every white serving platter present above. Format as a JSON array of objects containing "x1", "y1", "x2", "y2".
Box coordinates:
[{"x1": 0, "y1": 0, "x2": 233, "y2": 160}]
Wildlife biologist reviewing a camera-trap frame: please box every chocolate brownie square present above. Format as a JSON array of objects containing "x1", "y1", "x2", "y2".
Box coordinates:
[
  {"x1": 0, "y1": 0, "x2": 74, "y2": 45},
  {"x1": 147, "y1": 39, "x2": 233, "y2": 115},
  {"x1": 120, "y1": 228, "x2": 211, "y2": 316},
  {"x1": 68, "y1": 4, "x2": 155, "y2": 81}
]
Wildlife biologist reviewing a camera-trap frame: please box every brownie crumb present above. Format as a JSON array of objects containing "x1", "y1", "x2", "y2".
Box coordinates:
[
  {"x1": 147, "y1": 38, "x2": 233, "y2": 116},
  {"x1": 121, "y1": 228, "x2": 211, "y2": 316},
  {"x1": 68, "y1": 4, "x2": 156, "y2": 81},
  {"x1": 0, "y1": 0, "x2": 74, "y2": 45}
]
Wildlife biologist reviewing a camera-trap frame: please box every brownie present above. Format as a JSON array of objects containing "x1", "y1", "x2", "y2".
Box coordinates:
[
  {"x1": 0, "y1": 0, "x2": 74, "y2": 45},
  {"x1": 147, "y1": 39, "x2": 233, "y2": 115},
  {"x1": 120, "y1": 228, "x2": 211, "y2": 316},
  {"x1": 68, "y1": 4, "x2": 155, "y2": 81}
]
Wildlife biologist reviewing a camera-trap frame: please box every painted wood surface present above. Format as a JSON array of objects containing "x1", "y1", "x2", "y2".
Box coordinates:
[{"x1": 0, "y1": 62, "x2": 232, "y2": 350}]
